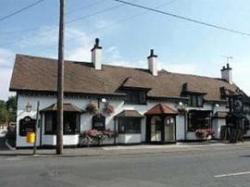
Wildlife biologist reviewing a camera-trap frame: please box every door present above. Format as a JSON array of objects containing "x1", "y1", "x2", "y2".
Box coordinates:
[
  {"x1": 150, "y1": 116, "x2": 162, "y2": 142},
  {"x1": 164, "y1": 116, "x2": 176, "y2": 142}
]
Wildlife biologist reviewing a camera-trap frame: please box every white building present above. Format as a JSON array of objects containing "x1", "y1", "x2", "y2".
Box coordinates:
[{"x1": 9, "y1": 39, "x2": 249, "y2": 148}]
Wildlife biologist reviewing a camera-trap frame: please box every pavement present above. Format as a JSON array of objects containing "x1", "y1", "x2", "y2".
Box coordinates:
[
  {"x1": 1, "y1": 140, "x2": 250, "y2": 157},
  {"x1": 0, "y1": 142, "x2": 250, "y2": 186}
]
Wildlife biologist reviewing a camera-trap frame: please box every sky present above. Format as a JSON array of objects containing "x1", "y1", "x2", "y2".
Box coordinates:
[{"x1": 1, "y1": 0, "x2": 250, "y2": 100}]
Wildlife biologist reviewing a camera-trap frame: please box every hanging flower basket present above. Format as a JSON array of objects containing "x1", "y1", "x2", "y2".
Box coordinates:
[
  {"x1": 85, "y1": 102, "x2": 98, "y2": 114},
  {"x1": 103, "y1": 103, "x2": 115, "y2": 115}
]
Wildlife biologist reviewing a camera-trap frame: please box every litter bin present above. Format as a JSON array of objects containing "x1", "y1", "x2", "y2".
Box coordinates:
[{"x1": 26, "y1": 132, "x2": 35, "y2": 144}]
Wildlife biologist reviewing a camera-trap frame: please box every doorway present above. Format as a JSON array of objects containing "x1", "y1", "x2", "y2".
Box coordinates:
[{"x1": 146, "y1": 115, "x2": 176, "y2": 143}]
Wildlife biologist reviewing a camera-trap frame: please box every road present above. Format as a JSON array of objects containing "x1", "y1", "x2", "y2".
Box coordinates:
[{"x1": 0, "y1": 144, "x2": 250, "y2": 187}]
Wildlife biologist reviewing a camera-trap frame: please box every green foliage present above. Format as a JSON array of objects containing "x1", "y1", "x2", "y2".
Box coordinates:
[{"x1": 0, "y1": 96, "x2": 17, "y2": 124}]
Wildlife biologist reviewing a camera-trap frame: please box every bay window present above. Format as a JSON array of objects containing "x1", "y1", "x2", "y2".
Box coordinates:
[
  {"x1": 118, "y1": 118, "x2": 141, "y2": 134},
  {"x1": 44, "y1": 112, "x2": 80, "y2": 135}
]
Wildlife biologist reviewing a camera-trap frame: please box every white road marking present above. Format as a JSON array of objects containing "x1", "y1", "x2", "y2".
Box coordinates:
[{"x1": 214, "y1": 171, "x2": 250, "y2": 178}]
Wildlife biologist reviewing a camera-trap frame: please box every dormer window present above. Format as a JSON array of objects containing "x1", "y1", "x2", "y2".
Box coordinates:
[
  {"x1": 181, "y1": 83, "x2": 206, "y2": 108},
  {"x1": 187, "y1": 95, "x2": 204, "y2": 107},
  {"x1": 124, "y1": 90, "x2": 146, "y2": 105},
  {"x1": 120, "y1": 77, "x2": 150, "y2": 105}
]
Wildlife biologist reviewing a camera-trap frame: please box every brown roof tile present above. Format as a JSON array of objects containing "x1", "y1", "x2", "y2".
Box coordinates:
[
  {"x1": 10, "y1": 54, "x2": 240, "y2": 101},
  {"x1": 145, "y1": 104, "x2": 177, "y2": 115},
  {"x1": 40, "y1": 103, "x2": 83, "y2": 113},
  {"x1": 115, "y1": 110, "x2": 143, "y2": 118}
]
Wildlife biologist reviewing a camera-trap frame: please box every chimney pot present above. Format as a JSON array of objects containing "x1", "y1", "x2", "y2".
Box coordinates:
[
  {"x1": 91, "y1": 38, "x2": 102, "y2": 70},
  {"x1": 221, "y1": 63, "x2": 232, "y2": 84},
  {"x1": 147, "y1": 49, "x2": 158, "y2": 76}
]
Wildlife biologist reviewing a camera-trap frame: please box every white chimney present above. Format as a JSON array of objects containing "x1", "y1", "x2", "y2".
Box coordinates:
[
  {"x1": 221, "y1": 63, "x2": 232, "y2": 84},
  {"x1": 91, "y1": 38, "x2": 102, "y2": 70},
  {"x1": 147, "y1": 49, "x2": 158, "y2": 76}
]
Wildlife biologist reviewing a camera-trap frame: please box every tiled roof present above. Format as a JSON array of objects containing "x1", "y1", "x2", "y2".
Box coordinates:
[
  {"x1": 115, "y1": 110, "x2": 143, "y2": 118},
  {"x1": 10, "y1": 54, "x2": 241, "y2": 101},
  {"x1": 40, "y1": 103, "x2": 83, "y2": 113},
  {"x1": 145, "y1": 104, "x2": 177, "y2": 115}
]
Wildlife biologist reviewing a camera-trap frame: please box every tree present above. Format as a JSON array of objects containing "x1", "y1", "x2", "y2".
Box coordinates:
[
  {"x1": 6, "y1": 96, "x2": 17, "y2": 122},
  {"x1": 0, "y1": 101, "x2": 9, "y2": 123},
  {"x1": 0, "y1": 96, "x2": 17, "y2": 124}
]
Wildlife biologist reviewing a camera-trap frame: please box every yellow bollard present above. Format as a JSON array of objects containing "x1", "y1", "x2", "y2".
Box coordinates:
[{"x1": 26, "y1": 132, "x2": 35, "y2": 144}]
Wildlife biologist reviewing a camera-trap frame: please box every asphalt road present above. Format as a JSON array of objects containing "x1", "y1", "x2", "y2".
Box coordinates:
[{"x1": 0, "y1": 144, "x2": 250, "y2": 187}]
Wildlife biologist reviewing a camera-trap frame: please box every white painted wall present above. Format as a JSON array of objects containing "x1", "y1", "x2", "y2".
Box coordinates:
[
  {"x1": 212, "y1": 118, "x2": 226, "y2": 139},
  {"x1": 118, "y1": 134, "x2": 141, "y2": 144},
  {"x1": 16, "y1": 93, "x2": 231, "y2": 147},
  {"x1": 16, "y1": 94, "x2": 92, "y2": 147}
]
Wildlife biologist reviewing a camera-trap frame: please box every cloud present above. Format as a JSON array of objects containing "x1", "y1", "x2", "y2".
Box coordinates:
[
  {"x1": 161, "y1": 63, "x2": 198, "y2": 74},
  {"x1": 0, "y1": 48, "x2": 15, "y2": 69},
  {"x1": 233, "y1": 61, "x2": 250, "y2": 95},
  {"x1": 17, "y1": 26, "x2": 58, "y2": 48},
  {"x1": 0, "y1": 48, "x2": 15, "y2": 100},
  {"x1": 65, "y1": 28, "x2": 94, "y2": 62},
  {"x1": 2, "y1": 24, "x2": 249, "y2": 101}
]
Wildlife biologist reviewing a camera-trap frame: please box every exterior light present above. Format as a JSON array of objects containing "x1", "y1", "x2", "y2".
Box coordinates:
[
  {"x1": 215, "y1": 103, "x2": 220, "y2": 108},
  {"x1": 178, "y1": 102, "x2": 183, "y2": 106},
  {"x1": 101, "y1": 98, "x2": 107, "y2": 103},
  {"x1": 25, "y1": 102, "x2": 32, "y2": 112}
]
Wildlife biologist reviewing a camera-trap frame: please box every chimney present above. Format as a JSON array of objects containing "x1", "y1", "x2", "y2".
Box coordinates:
[
  {"x1": 221, "y1": 63, "x2": 232, "y2": 84},
  {"x1": 91, "y1": 38, "x2": 102, "y2": 70},
  {"x1": 147, "y1": 49, "x2": 158, "y2": 76}
]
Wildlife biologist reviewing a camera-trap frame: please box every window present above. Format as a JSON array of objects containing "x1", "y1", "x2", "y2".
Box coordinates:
[
  {"x1": 188, "y1": 95, "x2": 203, "y2": 107},
  {"x1": 44, "y1": 112, "x2": 80, "y2": 135},
  {"x1": 118, "y1": 118, "x2": 141, "y2": 134},
  {"x1": 64, "y1": 113, "x2": 80, "y2": 135},
  {"x1": 188, "y1": 111, "x2": 211, "y2": 131},
  {"x1": 45, "y1": 112, "x2": 56, "y2": 134},
  {"x1": 19, "y1": 116, "x2": 36, "y2": 136},
  {"x1": 92, "y1": 114, "x2": 105, "y2": 130},
  {"x1": 124, "y1": 90, "x2": 146, "y2": 104}
]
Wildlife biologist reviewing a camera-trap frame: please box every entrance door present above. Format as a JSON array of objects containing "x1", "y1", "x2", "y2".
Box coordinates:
[
  {"x1": 150, "y1": 116, "x2": 162, "y2": 142},
  {"x1": 164, "y1": 116, "x2": 176, "y2": 142}
]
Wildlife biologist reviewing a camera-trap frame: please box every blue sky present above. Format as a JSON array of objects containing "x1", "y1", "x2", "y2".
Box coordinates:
[{"x1": 1, "y1": 0, "x2": 250, "y2": 100}]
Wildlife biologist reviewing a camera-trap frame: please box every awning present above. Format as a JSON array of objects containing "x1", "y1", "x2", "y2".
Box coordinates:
[
  {"x1": 145, "y1": 104, "x2": 177, "y2": 115},
  {"x1": 40, "y1": 103, "x2": 84, "y2": 113},
  {"x1": 115, "y1": 110, "x2": 143, "y2": 118}
]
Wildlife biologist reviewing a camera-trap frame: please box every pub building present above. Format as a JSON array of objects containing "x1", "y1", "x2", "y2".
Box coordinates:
[{"x1": 9, "y1": 39, "x2": 250, "y2": 148}]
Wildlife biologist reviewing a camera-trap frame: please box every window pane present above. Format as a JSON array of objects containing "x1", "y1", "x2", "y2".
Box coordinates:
[
  {"x1": 45, "y1": 113, "x2": 53, "y2": 134},
  {"x1": 118, "y1": 118, "x2": 141, "y2": 134},
  {"x1": 64, "y1": 113, "x2": 77, "y2": 135},
  {"x1": 192, "y1": 96, "x2": 197, "y2": 107},
  {"x1": 197, "y1": 96, "x2": 203, "y2": 107},
  {"x1": 124, "y1": 90, "x2": 146, "y2": 104},
  {"x1": 188, "y1": 111, "x2": 211, "y2": 131}
]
